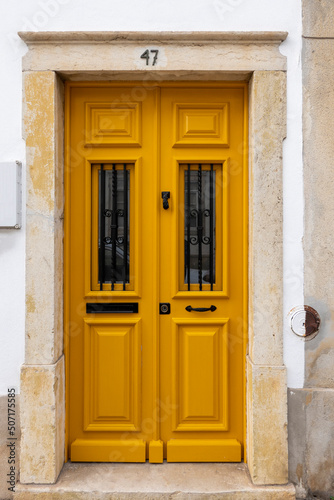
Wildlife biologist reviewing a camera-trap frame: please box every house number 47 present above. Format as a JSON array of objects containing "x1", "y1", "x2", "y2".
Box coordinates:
[{"x1": 140, "y1": 49, "x2": 159, "y2": 66}]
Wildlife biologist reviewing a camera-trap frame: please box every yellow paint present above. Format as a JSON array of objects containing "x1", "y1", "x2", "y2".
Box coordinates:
[
  {"x1": 65, "y1": 82, "x2": 247, "y2": 463},
  {"x1": 71, "y1": 439, "x2": 146, "y2": 462},
  {"x1": 149, "y1": 440, "x2": 164, "y2": 463},
  {"x1": 26, "y1": 294, "x2": 36, "y2": 314},
  {"x1": 24, "y1": 72, "x2": 56, "y2": 213},
  {"x1": 167, "y1": 439, "x2": 241, "y2": 462}
]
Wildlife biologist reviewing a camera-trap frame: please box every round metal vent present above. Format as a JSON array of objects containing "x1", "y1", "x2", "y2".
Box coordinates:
[{"x1": 290, "y1": 305, "x2": 321, "y2": 340}]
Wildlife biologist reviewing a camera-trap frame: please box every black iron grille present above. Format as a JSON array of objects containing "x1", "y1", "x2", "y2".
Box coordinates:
[
  {"x1": 184, "y1": 164, "x2": 216, "y2": 291},
  {"x1": 98, "y1": 164, "x2": 130, "y2": 291}
]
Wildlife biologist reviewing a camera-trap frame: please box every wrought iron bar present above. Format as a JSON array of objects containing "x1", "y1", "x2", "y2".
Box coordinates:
[
  {"x1": 99, "y1": 164, "x2": 105, "y2": 290},
  {"x1": 198, "y1": 165, "x2": 203, "y2": 291},
  {"x1": 187, "y1": 164, "x2": 191, "y2": 291},
  {"x1": 111, "y1": 164, "x2": 117, "y2": 291},
  {"x1": 210, "y1": 164, "x2": 214, "y2": 291},
  {"x1": 123, "y1": 164, "x2": 128, "y2": 290}
]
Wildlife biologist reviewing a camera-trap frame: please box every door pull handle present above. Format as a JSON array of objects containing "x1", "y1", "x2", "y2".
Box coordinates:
[
  {"x1": 185, "y1": 305, "x2": 217, "y2": 312},
  {"x1": 162, "y1": 191, "x2": 170, "y2": 210}
]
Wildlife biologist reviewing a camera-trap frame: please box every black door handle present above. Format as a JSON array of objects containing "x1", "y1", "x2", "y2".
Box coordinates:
[
  {"x1": 185, "y1": 305, "x2": 217, "y2": 312},
  {"x1": 162, "y1": 191, "x2": 170, "y2": 210}
]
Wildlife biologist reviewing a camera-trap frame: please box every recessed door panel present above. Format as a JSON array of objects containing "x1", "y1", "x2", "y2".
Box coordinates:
[
  {"x1": 172, "y1": 320, "x2": 228, "y2": 432},
  {"x1": 83, "y1": 319, "x2": 141, "y2": 432}
]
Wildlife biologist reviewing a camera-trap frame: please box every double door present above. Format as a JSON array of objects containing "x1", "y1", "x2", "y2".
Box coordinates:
[{"x1": 67, "y1": 83, "x2": 247, "y2": 462}]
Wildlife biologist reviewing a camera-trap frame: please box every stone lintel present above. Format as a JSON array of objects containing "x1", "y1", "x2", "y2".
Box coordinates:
[
  {"x1": 18, "y1": 31, "x2": 287, "y2": 73},
  {"x1": 18, "y1": 31, "x2": 288, "y2": 44},
  {"x1": 20, "y1": 357, "x2": 65, "y2": 484}
]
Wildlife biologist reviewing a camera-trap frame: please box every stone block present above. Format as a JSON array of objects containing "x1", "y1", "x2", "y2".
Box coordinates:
[
  {"x1": 248, "y1": 71, "x2": 286, "y2": 366},
  {"x1": 303, "y1": 0, "x2": 334, "y2": 38},
  {"x1": 247, "y1": 357, "x2": 288, "y2": 485},
  {"x1": 20, "y1": 357, "x2": 65, "y2": 484},
  {"x1": 25, "y1": 215, "x2": 63, "y2": 364},
  {"x1": 288, "y1": 388, "x2": 334, "y2": 498},
  {"x1": 23, "y1": 71, "x2": 61, "y2": 218},
  {"x1": 24, "y1": 71, "x2": 64, "y2": 365},
  {"x1": 302, "y1": 38, "x2": 334, "y2": 388}
]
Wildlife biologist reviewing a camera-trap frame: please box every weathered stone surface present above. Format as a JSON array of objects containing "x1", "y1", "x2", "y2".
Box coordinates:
[
  {"x1": 19, "y1": 31, "x2": 287, "y2": 74},
  {"x1": 247, "y1": 357, "x2": 288, "y2": 485},
  {"x1": 14, "y1": 490, "x2": 296, "y2": 499},
  {"x1": 288, "y1": 389, "x2": 308, "y2": 499},
  {"x1": 303, "y1": 38, "x2": 334, "y2": 389},
  {"x1": 20, "y1": 357, "x2": 65, "y2": 484},
  {"x1": 25, "y1": 215, "x2": 63, "y2": 364},
  {"x1": 24, "y1": 71, "x2": 64, "y2": 365},
  {"x1": 19, "y1": 31, "x2": 288, "y2": 43},
  {"x1": 23, "y1": 71, "x2": 60, "y2": 217},
  {"x1": 302, "y1": 0, "x2": 334, "y2": 38},
  {"x1": 0, "y1": 395, "x2": 20, "y2": 500},
  {"x1": 288, "y1": 388, "x2": 334, "y2": 498},
  {"x1": 248, "y1": 71, "x2": 286, "y2": 366},
  {"x1": 14, "y1": 461, "x2": 296, "y2": 499}
]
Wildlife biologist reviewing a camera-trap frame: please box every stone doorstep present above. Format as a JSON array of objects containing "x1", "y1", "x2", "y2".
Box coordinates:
[{"x1": 14, "y1": 462, "x2": 296, "y2": 499}]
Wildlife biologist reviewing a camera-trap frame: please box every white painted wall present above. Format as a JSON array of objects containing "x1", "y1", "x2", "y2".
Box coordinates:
[{"x1": 0, "y1": 0, "x2": 303, "y2": 394}]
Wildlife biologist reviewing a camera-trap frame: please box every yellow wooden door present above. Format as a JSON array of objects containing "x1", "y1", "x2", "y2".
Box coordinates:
[
  {"x1": 159, "y1": 87, "x2": 246, "y2": 462},
  {"x1": 66, "y1": 83, "x2": 247, "y2": 463}
]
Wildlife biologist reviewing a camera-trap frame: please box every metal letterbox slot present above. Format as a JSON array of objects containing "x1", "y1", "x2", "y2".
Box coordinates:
[{"x1": 86, "y1": 303, "x2": 138, "y2": 314}]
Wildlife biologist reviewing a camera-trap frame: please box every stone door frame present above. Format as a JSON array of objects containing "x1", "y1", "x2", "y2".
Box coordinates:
[{"x1": 19, "y1": 31, "x2": 288, "y2": 486}]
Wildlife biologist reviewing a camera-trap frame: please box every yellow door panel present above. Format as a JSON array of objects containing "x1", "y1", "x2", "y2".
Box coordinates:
[
  {"x1": 71, "y1": 439, "x2": 146, "y2": 462},
  {"x1": 67, "y1": 85, "x2": 159, "y2": 462},
  {"x1": 65, "y1": 83, "x2": 247, "y2": 463},
  {"x1": 159, "y1": 87, "x2": 245, "y2": 461},
  {"x1": 173, "y1": 103, "x2": 229, "y2": 147},
  {"x1": 85, "y1": 102, "x2": 142, "y2": 147},
  {"x1": 83, "y1": 319, "x2": 141, "y2": 432},
  {"x1": 171, "y1": 319, "x2": 228, "y2": 432},
  {"x1": 167, "y1": 439, "x2": 241, "y2": 462},
  {"x1": 149, "y1": 440, "x2": 164, "y2": 463}
]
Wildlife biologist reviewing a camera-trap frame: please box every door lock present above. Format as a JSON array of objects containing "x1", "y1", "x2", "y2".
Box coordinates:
[{"x1": 160, "y1": 303, "x2": 170, "y2": 314}]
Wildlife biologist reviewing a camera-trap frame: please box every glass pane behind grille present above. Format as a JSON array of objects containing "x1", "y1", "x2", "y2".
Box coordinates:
[
  {"x1": 98, "y1": 165, "x2": 130, "y2": 290},
  {"x1": 184, "y1": 165, "x2": 216, "y2": 290}
]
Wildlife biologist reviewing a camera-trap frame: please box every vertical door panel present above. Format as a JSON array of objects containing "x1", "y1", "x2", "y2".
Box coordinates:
[
  {"x1": 172, "y1": 320, "x2": 228, "y2": 432},
  {"x1": 83, "y1": 319, "x2": 141, "y2": 432},
  {"x1": 68, "y1": 85, "x2": 159, "y2": 462},
  {"x1": 159, "y1": 87, "x2": 245, "y2": 462}
]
